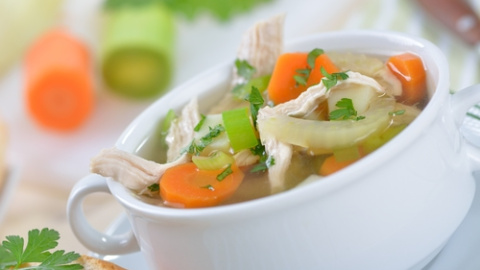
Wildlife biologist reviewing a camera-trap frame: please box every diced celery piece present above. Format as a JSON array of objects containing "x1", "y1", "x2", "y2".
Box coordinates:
[{"x1": 222, "y1": 107, "x2": 258, "y2": 152}]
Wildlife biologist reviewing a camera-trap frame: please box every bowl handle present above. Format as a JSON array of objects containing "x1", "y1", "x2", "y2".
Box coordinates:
[
  {"x1": 67, "y1": 173, "x2": 139, "y2": 255},
  {"x1": 451, "y1": 84, "x2": 480, "y2": 171}
]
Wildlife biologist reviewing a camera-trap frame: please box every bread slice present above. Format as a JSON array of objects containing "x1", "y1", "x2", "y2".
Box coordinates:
[{"x1": 75, "y1": 255, "x2": 127, "y2": 270}]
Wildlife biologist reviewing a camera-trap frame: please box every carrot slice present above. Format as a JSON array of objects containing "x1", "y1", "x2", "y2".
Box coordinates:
[
  {"x1": 160, "y1": 162, "x2": 244, "y2": 208},
  {"x1": 25, "y1": 29, "x2": 94, "y2": 131},
  {"x1": 386, "y1": 53, "x2": 427, "y2": 105},
  {"x1": 267, "y1": 52, "x2": 339, "y2": 105},
  {"x1": 319, "y1": 155, "x2": 358, "y2": 176}
]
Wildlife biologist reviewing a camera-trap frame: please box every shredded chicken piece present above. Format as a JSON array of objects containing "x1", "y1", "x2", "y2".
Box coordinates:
[
  {"x1": 258, "y1": 71, "x2": 385, "y2": 192},
  {"x1": 165, "y1": 98, "x2": 201, "y2": 162},
  {"x1": 233, "y1": 13, "x2": 285, "y2": 83},
  {"x1": 91, "y1": 147, "x2": 189, "y2": 194},
  {"x1": 209, "y1": 14, "x2": 285, "y2": 114},
  {"x1": 91, "y1": 98, "x2": 201, "y2": 193},
  {"x1": 233, "y1": 149, "x2": 260, "y2": 167}
]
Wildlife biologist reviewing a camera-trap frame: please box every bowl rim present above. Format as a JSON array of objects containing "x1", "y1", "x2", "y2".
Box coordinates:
[{"x1": 108, "y1": 29, "x2": 449, "y2": 220}]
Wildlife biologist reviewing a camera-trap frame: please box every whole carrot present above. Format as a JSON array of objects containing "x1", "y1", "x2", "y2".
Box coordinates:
[{"x1": 25, "y1": 29, "x2": 94, "y2": 131}]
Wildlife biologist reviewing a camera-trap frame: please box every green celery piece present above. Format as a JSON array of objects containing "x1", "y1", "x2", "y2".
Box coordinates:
[
  {"x1": 222, "y1": 107, "x2": 258, "y2": 152},
  {"x1": 101, "y1": 1, "x2": 175, "y2": 99}
]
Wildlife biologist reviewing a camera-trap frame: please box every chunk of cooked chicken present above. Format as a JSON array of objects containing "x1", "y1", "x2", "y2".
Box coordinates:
[
  {"x1": 91, "y1": 147, "x2": 189, "y2": 194},
  {"x1": 233, "y1": 13, "x2": 285, "y2": 83},
  {"x1": 257, "y1": 71, "x2": 386, "y2": 192},
  {"x1": 209, "y1": 14, "x2": 284, "y2": 114},
  {"x1": 91, "y1": 98, "x2": 201, "y2": 193},
  {"x1": 166, "y1": 98, "x2": 201, "y2": 162}
]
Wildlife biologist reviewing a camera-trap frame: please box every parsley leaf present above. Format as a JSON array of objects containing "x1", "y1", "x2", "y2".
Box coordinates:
[
  {"x1": 294, "y1": 48, "x2": 324, "y2": 86},
  {"x1": 148, "y1": 183, "x2": 160, "y2": 192},
  {"x1": 216, "y1": 164, "x2": 233, "y2": 181},
  {"x1": 321, "y1": 67, "x2": 349, "y2": 90},
  {"x1": 182, "y1": 124, "x2": 225, "y2": 155},
  {"x1": 245, "y1": 86, "x2": 264, "y2": 129},
  {"x1": 194, "y1": 114, "x2": 206, "y2": 132},
  {"x1": 249, "y1": 142, "x2": 275, "y2": 172},
  {"x1": 307, "y1": 48, "x2": 324, "y2": 68},
  {"x1": 235, "y1": 59, "x2": 256, "y2": 81},
  {"x1": 0, "y1": 228, "x2": 82, "y2": 269},
  {"x1": 329, "y1": 98, "x2": 365, "y2": 121},
  {"x1": 201, "y1": 184, "x2": 215, "y2": 191}
]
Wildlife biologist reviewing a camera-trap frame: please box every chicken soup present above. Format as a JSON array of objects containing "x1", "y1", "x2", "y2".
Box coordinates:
[{"x1": 91, "y1": 16, "x2": 427, "y2": 208}]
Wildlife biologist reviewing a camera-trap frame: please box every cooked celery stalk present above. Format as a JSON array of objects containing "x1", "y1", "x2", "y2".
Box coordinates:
[
  {"x1": 258, "y1": 96, "x2": 395, "y2": 150},
  {"x1": 192, "y1": 151, "x2": 235, "y2": 170},
  {"x1": 101, "y1": 1, "x2": 174, "y2": 98},
  {"x1": 222, "y1": 107, "x2": 259, "y2": 152}
]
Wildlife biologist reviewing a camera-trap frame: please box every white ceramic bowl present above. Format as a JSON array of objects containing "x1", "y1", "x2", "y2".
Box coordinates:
[{"x1": 68, "y1": 30, "x2": 480, "y2": 270}]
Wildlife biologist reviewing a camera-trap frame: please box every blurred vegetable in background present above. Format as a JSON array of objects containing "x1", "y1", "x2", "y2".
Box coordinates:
[
  {"x1": 100, "y1": 0, "x2": 272, "y2": 99},
  {"x1": 0, "y1": 0, "x2": 63, "y2": 76},
  {"x1": 101, "y1": 0, "x2": 175, "y2": 99},
  {"x1": 104, "y1": 0, "x2": 273, "y2": 21},
  {"x1": 25, "y1": 29, "x2": 95, "y2": 131}
]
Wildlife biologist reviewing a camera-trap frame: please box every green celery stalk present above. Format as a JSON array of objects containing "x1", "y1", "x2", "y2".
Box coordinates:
[{"x1": 222, "y1": 107, "x2": 258, "y2": 152}]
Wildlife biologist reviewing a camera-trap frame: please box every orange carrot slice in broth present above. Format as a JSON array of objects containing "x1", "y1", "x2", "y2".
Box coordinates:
[{"x1": 160, "y1": 162, "x2": 244, "y2": 208}]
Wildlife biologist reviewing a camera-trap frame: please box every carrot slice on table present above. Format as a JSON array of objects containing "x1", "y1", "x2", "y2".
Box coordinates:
[
  {"x1": 319, "y1": 155, "x2": 358, "y2": 176},
  {"x1": 386, "y1": 52, "x2": 427, "y2": 105},
  {"x1": 160, "y1": 162, "x2": 244, "y2": 208},
  {"x1": 25, "y1": 29, "x2": 94, "y2": 131},
  {"x1": 267, "y1": 52, "x2": 339, "y2": 105}
]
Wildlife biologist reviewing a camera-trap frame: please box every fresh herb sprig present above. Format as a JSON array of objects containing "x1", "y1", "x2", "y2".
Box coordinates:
[
  {"x1": 182, "y1": 124, "x2": 225, "y2": 155},
  {"x1": 329, "y1": 98, "x2": 365, "y2": 121},
  {"x1": 0, "y1": 228, "x2": 82, "y2": 270},
  {"x1": 216, "y1": 164, "x2": 233, "y2": 181},
  {"x1": 321, "y1": 67, "x2": 349, "y2": 90},
  {"x1": 249, "y1": 142, "x2": 275, "y2": 172},
  {"x1": 294, "y1": 48, "x2": 324, "y2": 86},
  {"x1": 245, "y1": 86, "x2": 264, "y2": 129}
]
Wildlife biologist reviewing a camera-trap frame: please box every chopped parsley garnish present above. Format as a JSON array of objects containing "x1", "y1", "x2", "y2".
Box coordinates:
[
  {"x1": 294, "y1": 48, "x2": 325, "y2": 86},
  {"x1": 201, "y1": 184, "x2": 215, "y2": 191},
  {"x1": 194, "y1": 114, "x2": 206, "y2": 132},
  {"x1": 0, "y1": 228, "x2": 82, "y2": 269},
  {"x1": 182, "y1": 124, "x2": 225, "y2": 155},
  {"x1": 321, "y1": 67, "x2": 349, "y2": 90},
  {"x1": 329, "y1": 98, "x2": 365, "y2": 121},
  {"x1": 245, "y1": 86, "x2": 264, "y2": 129},
  {"x1": 148, "y1": 183, "x2": 160, "y2": 192},
  {"x1": 232, "y1": 59, "x2": 271, "y2": 100},
  {"x1": 216, "y1": 164, "x2": 233, "y2": 181},
  {"x1": 389, "y1": 109, "x2": 406, "y2": 116},
  {"x1": 235, "y1": 59, "x2": 256, "y2": 80},
  {"x1": 249, "y1": 142, "x2": 275, "y2": 172}
]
